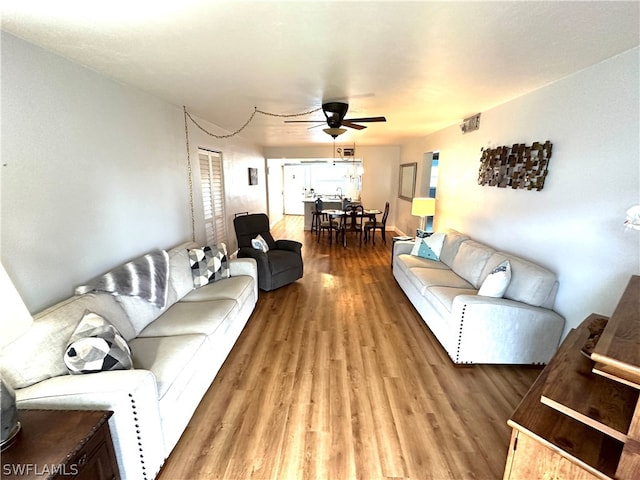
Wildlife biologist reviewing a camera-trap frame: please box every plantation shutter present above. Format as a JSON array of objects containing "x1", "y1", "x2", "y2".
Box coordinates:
[{"x1": 198, "y1": 150, "x2": 227, "y2": 245}]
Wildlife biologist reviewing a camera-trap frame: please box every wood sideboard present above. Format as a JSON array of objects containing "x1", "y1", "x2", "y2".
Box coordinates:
[
  {"x1": 504, "y1": 275, "x2": 640, "y2": 479},
  {"x1": 1, "y1": 409, "x2": 120, "y2": 480}
]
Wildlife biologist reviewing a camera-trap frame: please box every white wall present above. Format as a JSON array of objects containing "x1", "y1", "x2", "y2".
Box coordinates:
[
  {"x1": 1, "y1": 32, "x2": 266, "y2": 312},
  {"x1": 267, "y1": 159, "x2": 285, "y2": 225},
  {"x1": 400, "y1": 47, "x2": 640, "y2": 337}
]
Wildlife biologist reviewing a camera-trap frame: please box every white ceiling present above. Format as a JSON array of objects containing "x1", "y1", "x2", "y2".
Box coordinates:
[{"x1": 2, "y1": 1, "x2": 638, "y2": 147}]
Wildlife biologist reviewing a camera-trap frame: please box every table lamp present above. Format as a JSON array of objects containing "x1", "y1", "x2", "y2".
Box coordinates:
[
  {"x1": 411, "y1": 197, "x2": 436, "y2": 232},
  {"x1": 1, "y1": 262, "x2": 33, "y2": 451}
]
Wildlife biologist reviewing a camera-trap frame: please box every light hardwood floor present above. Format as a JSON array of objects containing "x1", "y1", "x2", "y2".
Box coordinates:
[{"x1": 157, "y1": 215, "x2": 541, "y2": 480}]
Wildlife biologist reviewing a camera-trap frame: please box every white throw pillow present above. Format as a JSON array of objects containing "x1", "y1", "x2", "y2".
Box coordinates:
[
  {"x1": 410, "y1": 232, "x2": 445, "y2": 261},
  {"x1": 478, "y1": 260, "x2": 512, "y2": 297},
  {"x1": 251, "y1": 234, "x2": 270, "y2": 253}
]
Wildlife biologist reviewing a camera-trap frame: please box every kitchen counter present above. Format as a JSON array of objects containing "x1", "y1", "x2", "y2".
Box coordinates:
[
  {"x1": 302, "y1": 198, "x2": 342, "y2": 230},
  {"x1": 302, "y1": 195, "x2": 343, "y2": 202}
]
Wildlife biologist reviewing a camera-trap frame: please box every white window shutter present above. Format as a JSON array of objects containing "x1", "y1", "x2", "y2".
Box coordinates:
[{"x1": 198, "y1": 150, "x2": 227, "y2": 245}]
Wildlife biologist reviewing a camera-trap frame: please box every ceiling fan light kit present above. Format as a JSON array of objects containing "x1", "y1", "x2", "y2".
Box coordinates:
[{"x1": 323, "y1": 127, "x2": 347, "y2": 139}]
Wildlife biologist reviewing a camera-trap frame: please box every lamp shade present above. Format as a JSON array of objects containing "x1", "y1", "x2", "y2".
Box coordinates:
[
  {"x1": 411, "y1": 197, "x2": 436, "y2": 217},
  {"x1": 323, "y1": 127, "x2": 347, "y2": 139},
  {"x1": 0, "y1": 263, "x2": 33, "y2": 348},
  {"x1": 0, "y1": 263, "x2": 30, "y2": 450}
]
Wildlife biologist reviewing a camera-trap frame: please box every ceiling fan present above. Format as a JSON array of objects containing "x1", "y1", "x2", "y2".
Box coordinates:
[{"x1": 285, "y1": 101, "x2": 386, "y2": 138}]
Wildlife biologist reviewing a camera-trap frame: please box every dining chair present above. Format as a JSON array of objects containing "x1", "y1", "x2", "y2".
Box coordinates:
[
  {"x1": 341, "y1": 204, "x2": 364, "y2": 246},
  {"x1": 364, "y1": 201, "x2": 389, "y2": 244},
  {"x1": 311, "y1": 198, "x2": 325, "y2": 234},
  {"x1": 317, "y1": 209, "x2": 340, "y2": 245}
]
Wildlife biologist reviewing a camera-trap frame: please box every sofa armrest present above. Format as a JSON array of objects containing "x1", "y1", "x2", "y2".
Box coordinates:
[
  {"x1": 16, "y1": 370, "x2": 164, "y2": 480},
  {"x1": 450, "y1": 295, "x2": 565, "y2": 365},
  {"x1": 274, "y1": 239, "x2": 302, "y2": 254},
  {"x1": 393, "y1": 240, "x2": 414, "y2": 257},
  {"x1": 228, "y1": 257, "x2": 258, "y2": 300},
  {"x1": 229, "y1": 257, "x2": 257, "y2": 278}
]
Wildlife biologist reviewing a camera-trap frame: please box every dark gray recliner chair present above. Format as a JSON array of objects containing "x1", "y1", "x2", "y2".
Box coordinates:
[{"x1": 233, "y1": 213, "x2": 303, "y2": 291}]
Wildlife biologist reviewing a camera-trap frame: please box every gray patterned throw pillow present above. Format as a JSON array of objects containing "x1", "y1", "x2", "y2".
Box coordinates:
[
  {"x1": 64, "y1": 311, "x2": 133, "y2": 374},
  {"x1": 188, "y1": 244, "x2": 230, "y2": 288}
]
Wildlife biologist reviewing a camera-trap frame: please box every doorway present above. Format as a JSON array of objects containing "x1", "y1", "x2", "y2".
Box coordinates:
[{"x1": 283, "y1": 165, "x2": 306, "y2": 215}]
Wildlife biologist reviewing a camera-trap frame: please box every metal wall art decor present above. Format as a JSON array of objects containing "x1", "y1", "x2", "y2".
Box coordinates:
[{"x1": 478, "y1": 141, "x2": 552, "y2": 191}]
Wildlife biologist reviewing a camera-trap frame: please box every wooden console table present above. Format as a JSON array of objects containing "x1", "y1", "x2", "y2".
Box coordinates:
[
  {"x1": 504, "y1": 275, "x2": 640, "y2": 479},
  {"x1": 1, "y1": 409, "x2": 120, "y2": 480}
]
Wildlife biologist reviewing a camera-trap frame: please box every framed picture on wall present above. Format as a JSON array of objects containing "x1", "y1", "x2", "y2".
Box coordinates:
[
  {"x1": 398, "y1": 162, "x2": 417, "y2": 201},
  {"x1": 248, "y1": 167, "x2": 258, "y2": 185}
]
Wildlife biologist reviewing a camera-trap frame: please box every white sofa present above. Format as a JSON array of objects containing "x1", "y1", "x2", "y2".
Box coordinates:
[
  {"x1": 393, "y1": 229, "x2": 564, "y2": 365},
  {"x1": 0, "y1": 242, "x2": 258, "y2": 480}
]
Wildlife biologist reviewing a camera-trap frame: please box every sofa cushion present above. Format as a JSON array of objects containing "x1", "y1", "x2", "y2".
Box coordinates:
[
  {"x1": 478, "y1": 260, "x2": 512, "y2": 298},
  {"x1": 439, "y1": 229, "x2": 470, "y2": 267},
  {"x1": 424, "y1": 286, "x2": 478, "y2": 318},
  {"x1": 180, "y1": 275, "x2": 255, "y2": 305},
  {"x1": 451, "y1": 240, "x2": 496, "y2": 288},
  {"x1": 128, "y1": 334, "x2": 208, "y2": 399},
  {"x1": 0, "y1": 293, "x2": 131, "y2": 389},
  {"x1": 167, "y1": 244, "x2": 196, "y2": 301},
  {"x1": 64, "y1": 312, "x2": 132, "y2": 375},
  {"x1": 116, "y1": 295, "x2": 162, "y2": 337},
  {"x1": 408, "y1": 267, "x2": 474, "y2": 296},
  {"x1": 484, "y1": 253, "x2": 559, "y2": 308},
  {"x1": 395, "y1": 254, "x2": 451, "y2": 274},
  {"x1": 137, "y1": 299, "x2": 238, "y2": 338}
]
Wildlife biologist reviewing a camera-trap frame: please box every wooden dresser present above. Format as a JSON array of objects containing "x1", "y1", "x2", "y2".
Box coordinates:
[
  {"x1": 1, "y1": 410, "x2": 120, "y2": 480},
  {"x1": 504, "y1": 275, "x2": 639, "y2": 479}
]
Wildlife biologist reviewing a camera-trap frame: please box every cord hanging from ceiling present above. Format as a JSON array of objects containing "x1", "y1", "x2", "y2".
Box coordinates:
[
  {"x1": 183, "y1": 107, "x2": 196, "y2": 242},
  {"x1": 183, "y1": 105, "x2": 323, "y2": 242},
  {"x1": 183, "y1": 105, "x2": 322, "y2": 139}
]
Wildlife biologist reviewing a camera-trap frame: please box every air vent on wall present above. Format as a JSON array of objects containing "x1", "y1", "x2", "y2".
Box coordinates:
[
  {"x1": 460, "y1": 113, "x2": 481, "y2": 134},
  {"x1": 336, "y1": 147, "x2": 355, "y2": 157}
]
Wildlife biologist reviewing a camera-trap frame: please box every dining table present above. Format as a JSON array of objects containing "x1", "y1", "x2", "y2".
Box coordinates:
[{"x1": 322, "y1": 208, "x2": 382, "y2": 247}]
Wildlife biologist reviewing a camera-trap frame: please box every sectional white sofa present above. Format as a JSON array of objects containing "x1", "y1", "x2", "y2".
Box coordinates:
[
  {"x1": 0, "y1": 242, "x2": 258, "y2": 480},
  {"x1": 393, "y1": 229, "x2": 565, "y2": 365}
]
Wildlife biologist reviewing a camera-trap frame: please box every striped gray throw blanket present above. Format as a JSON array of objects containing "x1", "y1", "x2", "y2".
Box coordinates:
[{"x1": 75, "y1": 250, "x2": 170, "y2": 309}]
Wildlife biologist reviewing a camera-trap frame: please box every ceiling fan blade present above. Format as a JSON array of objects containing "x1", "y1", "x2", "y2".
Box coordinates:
[
  {"x1": 342, "y1": 121, "x2": 367, "y2": 130},
  {"x1": 343, "y1": 116, "x2": 387, "y2": 123}
]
